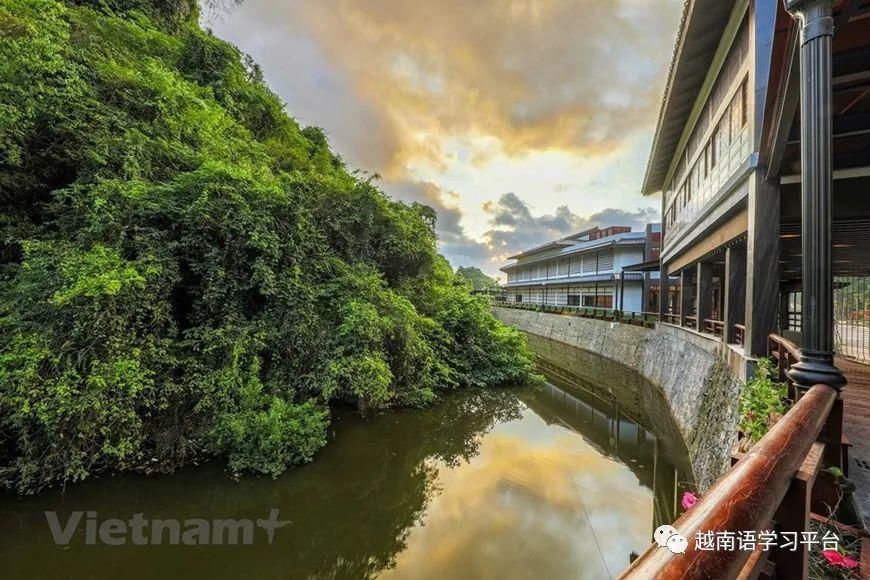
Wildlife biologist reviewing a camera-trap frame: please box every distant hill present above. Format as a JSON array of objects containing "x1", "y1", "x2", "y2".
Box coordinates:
[{"x1": 456, "y1": 266, "x2": 500, "y2": 291}]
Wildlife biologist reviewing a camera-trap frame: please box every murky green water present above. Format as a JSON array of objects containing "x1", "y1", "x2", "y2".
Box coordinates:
[{"x1": 0, "y1": 337, "x2": 691, "y2": 579}]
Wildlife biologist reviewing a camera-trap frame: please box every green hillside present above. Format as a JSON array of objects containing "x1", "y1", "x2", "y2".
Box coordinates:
[{"x1": 0, "y1": 0, "x2": 535, "y2": 493}]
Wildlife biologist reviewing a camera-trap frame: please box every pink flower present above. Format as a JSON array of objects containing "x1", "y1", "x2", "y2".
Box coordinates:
[
  {"x1": 823, "y1": 549, "x2": 860, "y2": 569},
  {"x1": 681, "y1": 492, "x2": 699, "y2": 511},
  {"x1": 822, "y1": 550, "x2": 846, "y2": 566}
]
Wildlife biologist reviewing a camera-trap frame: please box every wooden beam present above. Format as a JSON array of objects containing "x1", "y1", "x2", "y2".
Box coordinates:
[{"x1": 765, "y1": 26, "x2": 800, "y2": 180}]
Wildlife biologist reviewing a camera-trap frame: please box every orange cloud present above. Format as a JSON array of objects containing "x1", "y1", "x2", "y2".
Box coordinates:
[
  {"x1": 379, "y1": 433, "x2": 654, "y2": 578},
  {"x1": 245, "y1": 0, "x2": 682, "y2": 176}
]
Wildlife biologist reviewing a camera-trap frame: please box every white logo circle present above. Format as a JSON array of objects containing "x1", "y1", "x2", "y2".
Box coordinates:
[
  {"x1": 653, "y1": 525, "x2": 678, "y2": 547},
  {"x1": 666, "y1": 533, "x2": 689, "y2": 554}
]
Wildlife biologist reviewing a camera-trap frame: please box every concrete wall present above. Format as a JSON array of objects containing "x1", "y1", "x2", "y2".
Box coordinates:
[{"x1": 493, "y1": 306, "x2": 744, "y2": 491}]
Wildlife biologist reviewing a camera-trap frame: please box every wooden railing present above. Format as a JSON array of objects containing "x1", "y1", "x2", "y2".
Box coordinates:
[
  {"x1": 622, "y1": 333, "x2": 845, "y2": 580},
  {"x1": 493, "y1": 302, "x2": 660, "y2": 328},
  {"x1": 663, "y1": 313, "x2": 680, "y2": 325},
  {"x1": 704, "y1": 318, "x2": 725, "y2": 338},
  {"x1": 622, "y1": 383, "x2": 837, "y2": 579},
  {"x1": 734, "y1": 324, "x2": 746, "y2": 346},
  {"x1": 768, "y1": 333, "x2": 801, "y2": 400},
  {"x1": 683, "y1": 315, "x2": 698, "y2": 329}
]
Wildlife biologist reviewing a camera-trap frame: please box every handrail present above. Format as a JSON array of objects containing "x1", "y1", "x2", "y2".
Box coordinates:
[
  {"x1": 621, "y1": 383, "x2": 838, "y2": 579},
  {"x1": 768, "y1": 333, "x2": 801, "y2": 364},
  {"x1": 768, "y1": 333, "x2": 801, "y2": 399},
  {"x1": 733, "y1": 324, "x2": 745, "y2": 346},
  {"x1": 703, "y1": 318, "x2": 725, "y2": 337}
]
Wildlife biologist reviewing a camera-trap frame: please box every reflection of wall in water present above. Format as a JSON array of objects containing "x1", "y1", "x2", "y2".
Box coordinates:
[
  {"x1": 526, "y1": 333, "x2": 691, "y2": 472},
  {"x1": 522, "y1": 342, "x2": 692, "y2": 529}
]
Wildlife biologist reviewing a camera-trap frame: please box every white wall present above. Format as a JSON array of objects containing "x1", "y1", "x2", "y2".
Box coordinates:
[
  {"x1": 614, "y1": 247, "x2": 645, "y2": 271},
  {"x1": 621, "y1": 284, "x2": 644, "y2": 312}
]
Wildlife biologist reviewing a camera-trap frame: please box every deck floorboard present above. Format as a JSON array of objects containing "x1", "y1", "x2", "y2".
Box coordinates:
[{"x1": 837, "y1": 357, "x2": 870, "y2": 526}]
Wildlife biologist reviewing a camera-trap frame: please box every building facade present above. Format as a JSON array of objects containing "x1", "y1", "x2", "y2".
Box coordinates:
[
  {"x1": 646, "y1": 0, "x2": 870, "y2": 362},
  {"x1": 500, "y1": 225, "x2": 661, "y2": 312}
]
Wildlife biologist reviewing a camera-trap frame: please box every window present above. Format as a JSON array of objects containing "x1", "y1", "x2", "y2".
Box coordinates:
[
  {"x1": 567, "y1": 295, "x2": 581, "y2": 306},
  {"x1": 703, "y1": 146, "x2": 709, "y2": 178},
  {"x1": 583, "y1": 295, "x2": 614, "y2": 308},
  {"x1": 569, "y1": 256, "x2": 583, "y2": 276},
  {"x1": 710, "y1": 127, "x2": 719, "y2": 168},
  {"x1": 597, "y1": 250, "x2": 614, "y2": 272},
  {"x1": 785, "y1": 291, "x2": 802, "y2": 331},
  {"x1": 686, "y1": 172, "x2": 693, "y2": 203},
  {"x1": 515, "y1": 294, "x2": 523, "y2": 303},
  {"x1": 740, "y1": 80, "x2": 748, "y2": 127}
]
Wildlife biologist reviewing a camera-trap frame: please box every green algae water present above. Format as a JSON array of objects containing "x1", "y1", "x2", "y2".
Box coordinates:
[{"x1": 0, "y1": 337, "x2": 691, "y2": 579}]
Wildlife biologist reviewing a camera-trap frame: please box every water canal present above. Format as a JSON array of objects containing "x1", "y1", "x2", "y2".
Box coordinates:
[{"x1": 0, "y1": 336, "x2": 691, "y2": 579}]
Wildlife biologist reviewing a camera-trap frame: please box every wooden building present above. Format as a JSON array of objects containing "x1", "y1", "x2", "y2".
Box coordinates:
[{"x1": 646, "y1": 0, "x2": 870, "y2": 364}]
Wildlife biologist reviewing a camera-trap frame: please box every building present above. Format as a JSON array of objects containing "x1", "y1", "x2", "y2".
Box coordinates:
[
  {"x1": 500, "y1": 225, "x2": 661, "y2": 312},
  {"x1": 645, "y1": 0, "x2": 870, "y2": 365}
]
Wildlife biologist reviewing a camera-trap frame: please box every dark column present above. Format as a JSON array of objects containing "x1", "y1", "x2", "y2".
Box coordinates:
[
  {"x1": 785, "y1": 0, "x2": 846, "y2": 392},
  {"x1": 745, "y1": 176, "x2": 781, "y2": 355},
  {"x1": 659, "y1": 265, "x2": 670, "y2": 317},
  {"x1": 697, "y1": 261, "x2": 714, "y2": 332},
  {"x1": 680, "y1": 269, "x2": 694, "y2": 327},
  {"x1": 619, "y1": 272, "x2": 626, "y2": 312},
  {"x1": 724, "y1": 244, "x2": 747, "y2": 343},
  {"x1": 643, "y1": 272, "x2": 651, "y2": 313}
]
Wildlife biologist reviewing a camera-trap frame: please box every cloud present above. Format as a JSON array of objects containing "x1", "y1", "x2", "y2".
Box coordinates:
[
  {"x1": 207, "y1": 0, "x2": 679, "y2": 277},
  {"x1": 386, "y1": 180, "x2": 493, "y2": 267},
  {"x1": 482, "y1": 193, "x2": 659, "y2": 264},
  {"x1": 211, "y1": 0, "x2": 682, "y2": 176}
]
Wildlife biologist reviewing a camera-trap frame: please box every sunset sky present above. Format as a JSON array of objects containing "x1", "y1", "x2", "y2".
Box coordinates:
[{"x1": 208, "y1": 0, "x2": 684, "y2": 276}]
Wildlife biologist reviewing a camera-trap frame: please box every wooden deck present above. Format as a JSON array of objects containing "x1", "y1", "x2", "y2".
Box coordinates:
[{"x1": 838, "y1": 357, "x2": 870, "y2": 525}]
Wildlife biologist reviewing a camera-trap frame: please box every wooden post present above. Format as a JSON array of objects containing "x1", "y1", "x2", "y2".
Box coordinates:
[
  {"x1": 724, "y1": 244, "x2": 747, "y2": 343},
  {"x1": 697, "y1": 261, "x2": 713, "y2": 333},
  {"x1": 680, "y1": 268, "x2": 694, "y2": 327},
  {"x1": 619, "y1": 272, "x2": 626, "y2": 313}
]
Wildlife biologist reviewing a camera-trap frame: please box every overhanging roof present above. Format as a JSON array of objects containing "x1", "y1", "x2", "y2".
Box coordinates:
[
  {"x1": 506, "y1": 240, "x2": 574, "y2": 260},
  {"x1": 642, "y1": 0, "x2": 738, "y2": 195},
  {"x1": 500, "y1": 232, "x2": 647, "y2": 272},
  {"x1": 622, "y1": 259, "x2": 661, "y2": 273}
]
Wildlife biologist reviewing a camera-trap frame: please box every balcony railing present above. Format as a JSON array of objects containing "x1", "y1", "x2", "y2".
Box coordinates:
[
  {"x1": 492, "y1": 302, "x2": 660, "y2": 328},
  {"x1": 734, "y1": 324, "x2": 746, "y2": 346},
  {"x1": 703, "y1": 318, "x2": 725, "y2": 338},
  {"x1": 768, "y1": 333, "x2": 801, "y2": 401}
]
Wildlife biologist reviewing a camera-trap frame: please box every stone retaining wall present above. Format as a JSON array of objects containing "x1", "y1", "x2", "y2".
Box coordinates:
[{"x1": 494, "y1": 306, "x2": 744, "y2": 490}]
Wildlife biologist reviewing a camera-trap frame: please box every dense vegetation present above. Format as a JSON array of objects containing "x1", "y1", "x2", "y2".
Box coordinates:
[{"x1": 0, "y1": 0, "x2": 535, "y2": 493}]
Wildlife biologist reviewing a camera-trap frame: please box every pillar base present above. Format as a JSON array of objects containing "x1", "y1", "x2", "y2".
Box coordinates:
[{"x1": 787, "y1": 351, "x2": 847, "y2": 392}]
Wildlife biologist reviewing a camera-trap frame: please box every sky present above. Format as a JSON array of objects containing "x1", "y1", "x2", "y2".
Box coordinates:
[{"x1": 206, "y1": 0, "x2": 683, "y2": 277}]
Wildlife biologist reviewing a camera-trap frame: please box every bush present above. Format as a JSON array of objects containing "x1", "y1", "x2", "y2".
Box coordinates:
[
  {"x1": 738, "y1": 358, "x2": 789, "y2": 446},
  {"x1": 0, "y1": 0, "x2": 536, "y2": 492}
]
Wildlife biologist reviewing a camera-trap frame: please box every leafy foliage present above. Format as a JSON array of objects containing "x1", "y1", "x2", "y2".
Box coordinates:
[
  {"x1": 738, "y1": 358, "x2": 789, "y2": 445},
  {"x1": 0, "y1": 0, "x2": 535, "y2": 492}
]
